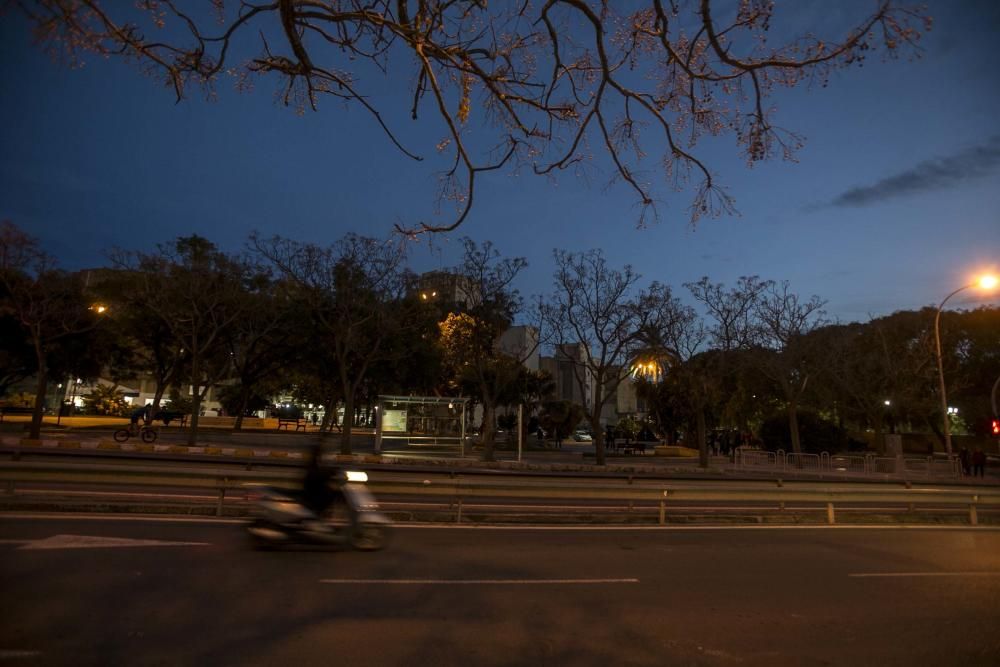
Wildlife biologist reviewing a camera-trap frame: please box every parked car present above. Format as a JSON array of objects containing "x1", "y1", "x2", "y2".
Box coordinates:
[{"x1": 572, "y1": 430, "x2": 593, "y2": 442}]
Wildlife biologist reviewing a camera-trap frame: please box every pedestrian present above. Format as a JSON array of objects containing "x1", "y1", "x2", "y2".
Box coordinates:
[
  {"x1": 311, "y1": 413, "x2": 319, "y2": 426},
  {"x1": 959, "y1": 447, "x2": 971, "y2": 476},
  {"x1": 971, "y1": 448, "x2": 986, "y2": 478}
]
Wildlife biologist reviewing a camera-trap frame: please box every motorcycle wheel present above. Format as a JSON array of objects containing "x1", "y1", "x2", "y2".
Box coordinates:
[
  {"x1": 113, "y1": 429, "x2": 130, "y2": 443},
  {"x1": 141, "y1": 428, "x2": 157, "y2": 443},
  {"x1": 246, "y1": 520, "x2": 281, "y2": 550},
  {"x1": 351, "y1": 524, "x2": 389, "y2": 551}
]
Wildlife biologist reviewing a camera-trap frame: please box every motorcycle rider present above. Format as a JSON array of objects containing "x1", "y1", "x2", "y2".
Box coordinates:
[{"x1": 300, "y1": 442, "x2": 338, "y2": 527}]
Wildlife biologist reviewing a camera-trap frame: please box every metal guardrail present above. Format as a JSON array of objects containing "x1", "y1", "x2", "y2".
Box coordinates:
[
  {"x1": 735, "y1": 448, "x2": 963, "y2": 480},
  {"x1": 1, "y1": 461, "x2": 998, "y2": 526}
]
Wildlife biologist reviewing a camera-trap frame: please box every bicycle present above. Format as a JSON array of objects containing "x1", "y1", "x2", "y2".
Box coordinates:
[{"x1": 113, "y1": 422, "x2": 158, "y2": 443}]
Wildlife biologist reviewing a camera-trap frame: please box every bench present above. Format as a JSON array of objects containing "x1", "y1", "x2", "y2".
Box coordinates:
[
  {"x1": 277, "y1": 418, "x2": 306, "y2": 432},
  {"x1": 622, "y1": 441, "x2": 654, "y2": 455},
  {"x1": 153, "y1": 411, "x2": 189, "y2": 427}
]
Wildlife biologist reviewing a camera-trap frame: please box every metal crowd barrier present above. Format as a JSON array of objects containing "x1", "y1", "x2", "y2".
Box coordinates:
[
  {"x1": 0, "y1": 460, "x2": 997, "y2": 526},
  {"x1": 735, "y1": 448, "x2": 962, "y2": 480}
]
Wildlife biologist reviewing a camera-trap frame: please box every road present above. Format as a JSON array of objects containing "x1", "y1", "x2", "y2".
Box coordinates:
[{"x1": 2, "y1": 517, "x2": 999, "y2": 666}]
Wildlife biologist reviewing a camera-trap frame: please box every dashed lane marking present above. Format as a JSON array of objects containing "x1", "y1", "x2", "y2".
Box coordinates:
[
  {"x1": 0, "y1": 650, "x2": 41, "y2": 659},
  {"x1": 320, "y1": 578, "x2": 640, "y2": 585},
  {"x1": 849, "y1": 571, "x2": 1000, "y2": 578},
  {"x1": 17, "y1": 535, "x2": 210, "y2": 550}
]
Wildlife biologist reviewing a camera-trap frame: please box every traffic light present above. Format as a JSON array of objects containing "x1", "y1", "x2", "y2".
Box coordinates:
[{"x1": 992, "y1": 418, "x2": 1000, "y2": 436}]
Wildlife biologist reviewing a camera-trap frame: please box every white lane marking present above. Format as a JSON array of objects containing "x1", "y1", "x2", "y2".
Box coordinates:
[
  {"x1": 320, "y1": 578, "x2": 640, "y2": 585},
  {"x1": 849, "y1": 572, "x2": 1000, "y2": 578},
  {"x1": 17, "y1": 490, "x2": 218, "y2": 500},
  {"x1": 0, "y1": 513, "x2": 245, "y2": 524},
  {"x1": 18, "y1": 535, "x2": 210, "y2": 550},
  {"x1": 0, "y1": 650, "x2": 41, "y2": 658}
]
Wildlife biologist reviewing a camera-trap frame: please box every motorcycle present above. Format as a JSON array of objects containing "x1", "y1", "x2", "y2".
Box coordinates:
[{"x1": 246, "y1": 469, "x2": 392, "y2": 551}]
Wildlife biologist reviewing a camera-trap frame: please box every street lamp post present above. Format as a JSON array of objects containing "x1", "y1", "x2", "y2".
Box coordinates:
[{"x1": 934, "y1": 275, "x2": 997, "y2": 459}]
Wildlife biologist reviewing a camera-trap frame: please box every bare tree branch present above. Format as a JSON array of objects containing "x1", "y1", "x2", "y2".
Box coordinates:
[{"x1": 15, "y1": 0, "x2": 928, "y2": 234}]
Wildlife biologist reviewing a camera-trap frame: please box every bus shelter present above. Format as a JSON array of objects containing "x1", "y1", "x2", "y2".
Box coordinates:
[{"x1": 374, "y1": 395, "x2": 469, "y2": 456}]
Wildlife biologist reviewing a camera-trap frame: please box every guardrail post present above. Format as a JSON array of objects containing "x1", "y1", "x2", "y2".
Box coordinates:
[
  {"x1": 826, "y1": 502, "x2": 836, "y2": 525},
  {"x1": 969, "y1": 497, "x2": 978, "y2": 526},
  {"x1": 659, "y1": 499, "x2": 666, "y2": 525},
  {"x1": 456, "y1": 497, "x2": 463, "y2": 524},
  {"x1": 216, "y1": 485, "x2": 227, "y2": 517}
]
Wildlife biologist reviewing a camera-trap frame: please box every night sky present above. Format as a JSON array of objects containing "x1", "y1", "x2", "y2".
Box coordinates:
[{"x1": 2, "y1": 1, "x2": 998, "y2": 321}]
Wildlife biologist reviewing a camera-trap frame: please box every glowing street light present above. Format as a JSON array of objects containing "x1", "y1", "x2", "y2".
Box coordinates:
[
  {"x1": 629, "y1": 348, "x2": 676, "y2": 384},
  {"x1": 934, "y1": 274, "x2": 998, "y2": 459}
]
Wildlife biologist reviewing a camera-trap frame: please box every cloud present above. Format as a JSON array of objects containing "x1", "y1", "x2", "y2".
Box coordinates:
[{"x1": 829, "y1": 136, "x2": 1000, "y2": 207}]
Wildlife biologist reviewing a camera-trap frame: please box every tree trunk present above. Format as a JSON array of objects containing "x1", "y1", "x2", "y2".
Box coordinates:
[
  {"x1": 29, "y1": 356, "x2": 47, "y2": 440},
  {"x1": 926, "y1": 415, "x2": 945, "y2": 448},
  {"x1": 592, "y1": 394, "x2": 605, "y2": 466},
  {"x1": 787, "y1": 401, "x2": 802, "y2": 460},
  {"x1": 520, "y1": 402, "x2": 530, "y2": 449},
  {"x1": 321, "y1": 394, "x2": 337, "y2": 432},
  {"x1": 696, "y1": 405, "x2": 708, "y2": 469},
  {"x1": 188, "y1": 393, "x2": 202, "y2": 446},
  {"x1": 188, "y1": 359, "x2": 202, "y2": 446},
  {"x1": 233, "y1": 386, "x2": 251, "y2": 431},
  {"x1": 341, "y1": 390, "x2": 354, "y2": 455},
  {"x1": 152, "y1": 384, "x2": 166, "y2": 414},
  {"x1": 481, "y1": 399, "x2": 496, "y2": 462},
  {"x1": 591, "y1": 416, "x2": 605, "y2": 465}
]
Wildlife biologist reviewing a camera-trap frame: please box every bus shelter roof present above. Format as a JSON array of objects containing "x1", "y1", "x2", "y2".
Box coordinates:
[{"x1": 378, "y1": 395, "x2": 469, "y2": 405}]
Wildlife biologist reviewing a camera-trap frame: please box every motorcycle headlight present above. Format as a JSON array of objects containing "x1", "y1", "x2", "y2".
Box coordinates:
[{"x1": 345, "y1": 470, "x2": 368, "y2": 483}]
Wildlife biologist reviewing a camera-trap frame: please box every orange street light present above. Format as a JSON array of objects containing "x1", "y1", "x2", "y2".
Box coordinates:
[{"x1": 934, "y1": 274, "x2": 998, "y2": 460}]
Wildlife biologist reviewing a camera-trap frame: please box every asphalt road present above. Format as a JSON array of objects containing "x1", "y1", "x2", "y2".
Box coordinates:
[{"x1": 2, "y1": 517, "x2": 999, "y2": 666}]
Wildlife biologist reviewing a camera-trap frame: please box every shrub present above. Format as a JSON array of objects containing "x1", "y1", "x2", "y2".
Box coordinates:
[
  {"x1": 759, "y1": 411, "x2": 866, "y2": 454},
  {"x1": 165, "y1": 388, "x2": 194, "y2": 415},
  {"x1": 82, "y1": 385, "x2": 129, "y2": 416}
]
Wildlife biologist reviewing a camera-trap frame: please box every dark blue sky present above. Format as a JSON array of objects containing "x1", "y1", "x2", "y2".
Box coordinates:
[{"x1": 2, "y1": 1, "x2": 998, "y2": 320}]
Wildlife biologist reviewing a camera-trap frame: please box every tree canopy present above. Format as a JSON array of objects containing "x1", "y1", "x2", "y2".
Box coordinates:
[{"x1": 15, "y1": 0, "x2": 928, "y2": 234}]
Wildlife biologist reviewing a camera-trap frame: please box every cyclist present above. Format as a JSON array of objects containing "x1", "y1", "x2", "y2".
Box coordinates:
[{"x1": 129, "y1": 404, "x2": 153, "y2": 434}]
